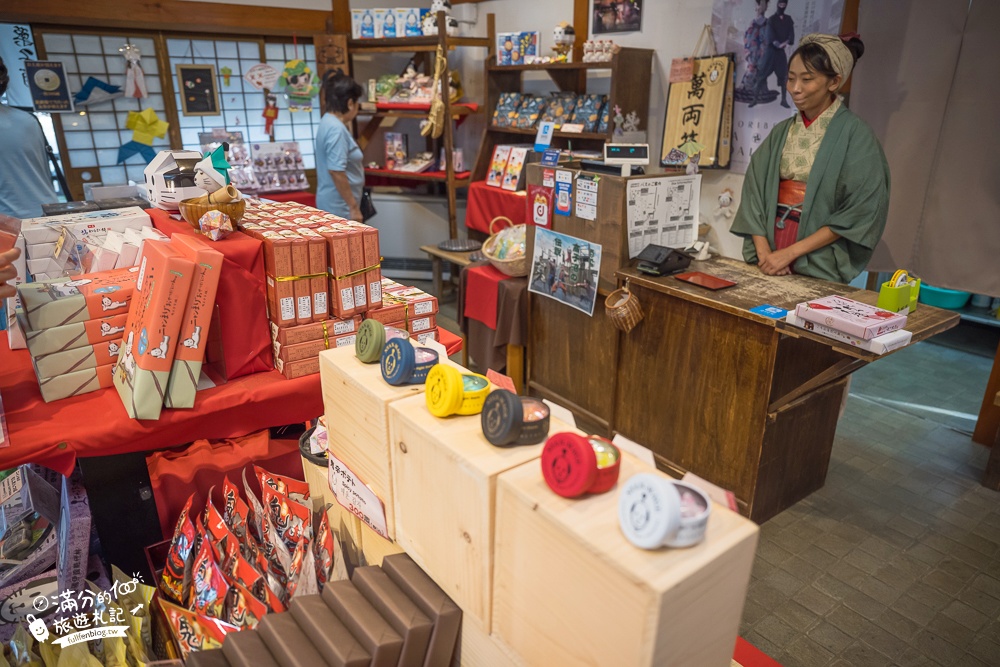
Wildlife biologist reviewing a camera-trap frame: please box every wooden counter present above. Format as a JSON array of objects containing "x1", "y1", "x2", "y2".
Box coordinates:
[{"x1": 608, "y1": 258, "x2": 959, "y2": 521}]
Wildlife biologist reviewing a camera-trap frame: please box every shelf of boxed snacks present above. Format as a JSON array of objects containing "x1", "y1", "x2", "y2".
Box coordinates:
[{"x1": 348, "y1": 35, "x2": 492, "y2": 54}]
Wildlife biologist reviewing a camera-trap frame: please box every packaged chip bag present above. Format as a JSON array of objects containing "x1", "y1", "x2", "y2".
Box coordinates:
[
  {"x1": 188, "y1": 539, "x2": 228, "y2": 620},
  {"x1": 260, "y1": 485, "x2": 312, "y2": 550},
  {"x1": 55, "y1": 643, "x2": 100, "y2": 667},
  {"x1": 255, "y1": 466, "x2": 310, "y2": 504},
  {"x1": 313, "y1": 508, "x2": 336, "y2": 587},
  {"x1": 223, "y1": 581, "x2": 268, "y2": 630},
  {"x1": 161, "y1": 495, "x2": 196, "y2": 603},
  {"x1": 204, "y1": 501, "x2": 240, "y2": 566},
  {"x1": 221, "y1": 477, "x2": 250, "y2": 540},
  {"x1": 158, "y1": 599, "x2": 238, "y2": 660},
  {"x1": 285, "y1": 536, "x2": 318, "y2": 600},
  {"x1": 111, "y1": 564, "x2": 156, "y2": 662}
]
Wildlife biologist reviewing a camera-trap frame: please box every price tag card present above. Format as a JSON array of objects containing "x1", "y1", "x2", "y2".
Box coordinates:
[
  {"x1": 534, "y1": 121, "x2": 555, "y2": 151},
  {"x1": 327, "y1": 452, "x2": 391, "y2": 541},
  {"x1": 561, "y1": 123, "x2": 584, "y2": 134}
]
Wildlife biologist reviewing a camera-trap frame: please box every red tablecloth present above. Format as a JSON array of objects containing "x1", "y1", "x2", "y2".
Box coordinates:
[
  {"x1": 260, "y1": 190, "x2": 316, "y2": 207},
  {"x1": 464, "y1": 264, "x2": 508, "y2": 330},
  {"x1": 0, "y1": 328, "x2": 462, "y2": 474},
  {"x1": 465, "y1": 180, "x2": 527, "y2": 234}
]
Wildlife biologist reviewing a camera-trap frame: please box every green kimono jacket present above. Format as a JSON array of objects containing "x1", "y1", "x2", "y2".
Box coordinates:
[{"x1": 730, "y1": 105, "x2": 890, "y2": 283}]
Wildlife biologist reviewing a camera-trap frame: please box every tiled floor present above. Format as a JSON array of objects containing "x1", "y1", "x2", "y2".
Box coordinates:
[
  {"x1": 741, "y1": 331, "x2": 1000, "y2": 667},
  {"x1": 413, "y1": 272, "x2": 1000, "y2": 666}
]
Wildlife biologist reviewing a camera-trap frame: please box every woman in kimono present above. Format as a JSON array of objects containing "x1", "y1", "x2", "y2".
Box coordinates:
[
  {"x1": 738, "y1": 0, "x2": 769, "y2": 100},
  {"x1": 731, "y1": 33, "x2": 889, "y2": 283}
]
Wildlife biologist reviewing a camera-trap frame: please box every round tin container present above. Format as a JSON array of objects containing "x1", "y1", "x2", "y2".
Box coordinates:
[
  {"x1": 541, "y1": 433, "x2": 621, "y2": 498},
  {"x1": 481, "y1": 389, "x2": 551, "y2": 447},
  {"x1": 356, "y1": 319, "x2": 409, "y2": 363},
  {"x1": 380, "y1": 338, "x2": 439, "y2": 385},
  {"x1": 425, "y1": 365, "x2": 491, "y2": 417},
  {"x1": 618, "y1": 474, "x2": 712, "y2": 549}
]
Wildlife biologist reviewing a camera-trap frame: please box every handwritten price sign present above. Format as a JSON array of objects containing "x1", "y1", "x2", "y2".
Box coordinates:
[{"x1": 326, "y1": 452, "x2": 391, "y2": 541}]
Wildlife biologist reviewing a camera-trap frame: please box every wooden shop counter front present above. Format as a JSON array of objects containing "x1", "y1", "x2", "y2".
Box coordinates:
[{"x1": 606, "y1": 258, "x2": 959, "y2": 522}]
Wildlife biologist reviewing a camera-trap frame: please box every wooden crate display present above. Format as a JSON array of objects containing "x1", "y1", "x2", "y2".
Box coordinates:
[
  {"x1": 492, "y1": 453, "x2": 759, "y2": 667},
  {"x1": 387, "y1": 393, "x2": 580, "y2": 630}
]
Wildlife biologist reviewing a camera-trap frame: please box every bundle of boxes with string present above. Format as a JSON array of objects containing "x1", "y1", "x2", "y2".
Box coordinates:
[
  {"x1": 13, "y1": 208, "x2": 225, "y2": 418},
  {"x1": 239, "y1": 201, "x2": 440, "y2": 380}
]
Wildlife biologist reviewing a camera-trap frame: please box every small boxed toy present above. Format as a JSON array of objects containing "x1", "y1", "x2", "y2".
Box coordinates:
[
  {"x1": 113, "y1": 240, "x2": 195, "y2": 420},
  {"x1": 164, "y1": 234, "x2": 224, "y2": 409},
  {"x1": 514, "y1": 95, "x2": 546, "y2": 129},
  {"x1": 17, "y1": 266, "x2": 139, "y2": 330},
  {"x1": 496, "y1": 32, "x2": 520, "y2": 65},
  {"x1": 23, "y1": 312, "x2": 127, "y2": 358},
  {"x1": 4, "y1": 233, "x2": 27, "y2": 350},
  {"x1": 486, "y1": 145, "x2": 513, "y2": 188},
  {"x1": 571, "y1": 94, "x2": 605, "y2": 132},
  {"x1": 33, "y1": 338, "x2": 121, "y2": 379},
  {"x1": 492, "y1": 92, "x2": 523, "y2": 128},
  {"x1": 270, "y1": 316, "x2": 362, "y2": 347},
  {"x1": 352, "y1": 8, "x2": 378, "y2": 39},
  {"x1": 383, "y1": 285, "x2": 439, "y2": 318},
  {"x1": 795, "y1": 295, "x2": 908, "y2": 340},
  {"x1": 378, "y1": 8, "x2": 400, "y2": 38},
  {"x1": 385, "y1": 132, "x2": 409, "y2": 170},
  {"x1": 396, "y1": 8, "x2": 427, "y2": 37}
]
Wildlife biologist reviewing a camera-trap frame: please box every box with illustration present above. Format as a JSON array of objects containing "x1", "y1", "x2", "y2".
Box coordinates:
[
  {"x1": 23, "y1": 312, "x2": 127, "y2": 358},
  {"x1": 113, "y1": 240, "x2": 195, "y2": 420},
  {"x1": 19, "y1": 206, "x2": 150, "y2": 245},
  {"x1": 32, "y1": 338, "x2": 121, "y2": 379},
  {"x1": 164, "y1": 234, "x2": 224, "y2": 409},
  {"x1": 17, "y1": 266, "x2": 139, "y2": 330},
  {"x1": 395, "y1": 8, "x2": 427, "y2": 37}
]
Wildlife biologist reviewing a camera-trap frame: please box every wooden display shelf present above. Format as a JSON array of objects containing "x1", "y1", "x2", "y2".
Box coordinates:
[
  {"x1": 348, "y1": 36, "x2": 491, "y2": 53},
  {"x1": 486, "y1": 126, "x2": 607, "y2": 141},
  {"x1": 364, "y1": 168, "x2": 471, "y2": 183},
  {"x1": 486, "y1": 61, "x2": 614, "y2": 72},
  {"x1": 360, "y1": 102, "x2": 479, "y2": 115}
]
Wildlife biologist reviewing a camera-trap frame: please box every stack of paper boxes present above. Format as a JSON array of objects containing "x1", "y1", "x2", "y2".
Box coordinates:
[
  {"x1": 9, "y1": 208, "x2": 159, "y2": 351},
  {"x1": 240, "y1": 202, "x2": 383, "y2": 379},
  {"x1": 788, "y1": 294, "x2": 912, "y2": 355},
  {"x1": 367, "y1": 277, "x2": 440, "y2": 344},
  {"x1": 17, "y1": 266, "x2": 139, "y2": 402}
]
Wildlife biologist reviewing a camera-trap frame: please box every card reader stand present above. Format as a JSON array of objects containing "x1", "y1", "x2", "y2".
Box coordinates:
[{"x1": 635, "y1": 244, "x2": 692, "y2": 276}]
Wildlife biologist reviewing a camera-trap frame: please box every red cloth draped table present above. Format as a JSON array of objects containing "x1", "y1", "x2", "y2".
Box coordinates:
[
  {"x1": 458, "y1": 263, "x2": 528, "y2": 390},
  {"x1": 465, "y1": 180, "x2": 527, "y2": 234},
  {"x1": 260, "y1": 190, "x2": 316, "y2": 207}
]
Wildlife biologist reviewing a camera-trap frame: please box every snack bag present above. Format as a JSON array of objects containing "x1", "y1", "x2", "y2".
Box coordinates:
[
  {"x1": 188, "y1": 539, "x2": 228, "y2": 619},
  {"x1": 111, "y1": 565, "x2": 155, "y2": 661},
  {"x1": 204, "y1": 502, "x2": 240, "y2": 566},
  {"x1": 161, "y1": 495, "x2": 196, "y2": 603},
  {"x1": 260, "y1": 485, "x2": 311, "y2": 550},
  {"x1": 55, "y1": 643, "x2": 100, "y2": 667},
  {"x1": 255, "y1": 466, "x2": 310, "y2": 503},
  {"x1": 313, "y1": 508, "x2": 336, "y2": 587},
  {"x1": 158, "y1": 599, "x2": 238, "y2": 660},
  {"x1": 252, "y1": 577, "x2": 286, "y2": 614},
  {"x1": 285, "y1": 536, "x2": 318, "y2": 600},
  {"x1": 223, "y1": 581, "x2": 268, "y2": 630},
  {"x1": 221, "y1": 477, "x2": 250, "y2": 540},
  {"x1": 9, "y1": 625, "x2": 42, "y2": 666}
]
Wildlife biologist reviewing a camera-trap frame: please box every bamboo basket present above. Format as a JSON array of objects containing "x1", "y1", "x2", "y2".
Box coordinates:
[
  {"x1": 482, "y1": 216, "x2": 529, "y2": 277},
  {"x1": 605, "y1": 282, "x2": 644, "y2": 332}
]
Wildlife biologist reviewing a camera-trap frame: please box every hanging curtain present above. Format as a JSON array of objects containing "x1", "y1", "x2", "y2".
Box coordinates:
[{"x1": 852, "y1": 0, "x2": 1000, "y2": 296}]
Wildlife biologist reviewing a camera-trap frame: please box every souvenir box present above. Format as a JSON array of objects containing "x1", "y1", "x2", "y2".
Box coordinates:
[
  {"x1": 271, "y1": 316, "x2": 362, "y2": 348},
  {"x1": 19, "y1": 206, "x2": 150, "y2": 245},
  {"x1": 38, "y1": 362, "x2": 116, "y2": 403},
  {"x1": 33, "y1": 337, "x2": 121, "y2": 379},
  {"x1": 113, "y1": 240, "x2": 195, "y2": 420},
  {"x1": 513, "y1": 96, "x2": 546, "y2": 129},
  {"x1": 571, "y1": 93, "x2": 607, "y2": 132},
  {"x1": 17, "y1": 266, "x2": 138, "y2": 330},
  {"x1": 395, "y1": 8, "x2": 427, "y2": 37},
  {"x1": 491, "y1": 93, "x2": 523, "y2": 128},
  {"x1": 785, "y1": 312, "x2": 913, "y2": 355},
  {"x1": 795, "y1": 295, "x2": 908, "y2": 340},
  {"x1": 540, "y1": 92, "x2": 578, "y2": 127},
  {"x1": 164, "y1": 234, "x2": 224, "y2": 409},
  {"x1": 23, "y1": 312, "x2": 127, "y2": 358}
]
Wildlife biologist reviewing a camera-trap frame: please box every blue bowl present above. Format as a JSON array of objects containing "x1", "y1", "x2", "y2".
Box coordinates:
[{"x1": 918, "y1": 284, "x2": 971, "y2": 310}]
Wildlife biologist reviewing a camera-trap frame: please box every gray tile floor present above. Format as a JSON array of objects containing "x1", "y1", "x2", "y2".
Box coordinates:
[
  {"x1": 742, "y1": 331, "x2": 1000, "y2": 667},
  {"x1": 412, "y1": 273, "x2": 1000, "y2": 666}
]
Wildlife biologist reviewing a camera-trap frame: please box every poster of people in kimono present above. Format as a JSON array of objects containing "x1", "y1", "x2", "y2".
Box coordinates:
[
  {"x1": 593, "y1": 0, "x2": 643, "y2": 34},
  {"x1": 711, "y1": 0, "x2": 844, "y2": 172}
]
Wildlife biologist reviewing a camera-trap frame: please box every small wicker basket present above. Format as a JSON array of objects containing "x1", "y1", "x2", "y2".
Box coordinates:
[
  {"x1": 482, "y1": 216, "x2": 529, "y2": 277},
  {"x1": 605, "y1": 282, "x2": 644, "y2": 333}
]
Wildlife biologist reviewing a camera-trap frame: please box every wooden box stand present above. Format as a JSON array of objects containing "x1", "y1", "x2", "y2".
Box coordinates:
[
  {"x1": 388, "y1": 393, "x2": 579, "y2": 630},
  {"x1": 492, "y1": 454, "x2": 759, "y2": 667},
  {"x1": 318, "y1": 344, "x2": 464, "y2": 565}
]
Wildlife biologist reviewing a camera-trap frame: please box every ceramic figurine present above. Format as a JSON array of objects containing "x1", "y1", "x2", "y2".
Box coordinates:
[
  {"x1": 623, "y1": 110, "x2": 640, "y2": 133},
  {"x1": 194, "y1": 145, "x2": 231, "y2": 192},
  {"x1": 552, "y1": 22, "x2": 576, "y2": 60},
  {"x1": 612, "y1": 104, "x2": 625, "y2": 137},
  {"x1": 422, "y1": 13, "x2": 438, "y2": 36}
]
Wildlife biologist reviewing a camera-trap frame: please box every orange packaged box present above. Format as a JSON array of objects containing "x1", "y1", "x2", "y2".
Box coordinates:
[
  {"x1": 164, "y1": 234, "x2": 224, "y2": 409},
  {"x1": 23, "y1": 312, "x2": 127, "y2": 358},
  {"x1": 321, "y1": 226, "x2": 358, "y2": 319},
  {"x1": 295, "y1": 228, "x2": 331, "y2": 322},
  {"x1": 33, "y1": 337, "x2": 121, "y2": 379},
  {"x1": 37, "y1": 362, "x2": 115, "y2": 403},
  {"x1": 113, "y1": 240, "x2": 195, "y2": 420},
  {"x1": 384, "y1": 286, "x2": 439, "y2": 318},
  {"x1": 270, "y1": 316, "x2": 361, "y2": 348},
  {"x1": 254, "y1": 230, "x2": 301, "y2": 327},
  {"x1": 276, "y1": 355, "x2": 320, "y2": 379},
  {"x1": 273, "y1": 331, "x2": 357, "y2": 364},
  {"x1": 17, "y1": 267, "x2": 139, "y2": 330}
]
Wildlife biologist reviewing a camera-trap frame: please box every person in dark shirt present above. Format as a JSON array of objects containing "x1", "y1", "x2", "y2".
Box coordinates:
[{"x1": 752, "y1": 0, "x2": 796, "y2": 108}]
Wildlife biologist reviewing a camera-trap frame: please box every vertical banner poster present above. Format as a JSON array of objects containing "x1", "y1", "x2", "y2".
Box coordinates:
[
  {"x1": 24, "y1": 61, "x2": 74, "y2": 112},
  {"x1": 0, "y1": 24, "x2": 39, "y2": 108},
  {"x1": 711, "y1": 0, "x2": 845, "y2": 172}
]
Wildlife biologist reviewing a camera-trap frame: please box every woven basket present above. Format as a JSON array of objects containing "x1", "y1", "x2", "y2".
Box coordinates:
[
  {"x1": 605, "y1": 285, "x2": 644, "y2": 333},
  {"x1": 482, "y1": 216, "x2": 529, "y2": 277}
]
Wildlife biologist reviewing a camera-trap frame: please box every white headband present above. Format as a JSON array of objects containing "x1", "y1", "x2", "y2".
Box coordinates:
[{"x1": 799, "y1": 33, "x2": 854, "y2": 89}]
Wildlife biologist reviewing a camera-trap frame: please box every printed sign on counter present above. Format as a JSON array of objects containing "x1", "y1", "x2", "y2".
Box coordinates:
[{"x1": 327, "y1": 451, "x2": 390, "y2": 541}]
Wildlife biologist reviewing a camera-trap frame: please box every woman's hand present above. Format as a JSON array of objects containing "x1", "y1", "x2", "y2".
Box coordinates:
[
  {"x1": 758, "y1": 247, "x2": 796, "y2": 276},
  {"x1": 0, "y1": 247, "x2": 21, "y2": 299},
  {"x1": 349, "y1": 205, "x2": 363, "y2": 222}
]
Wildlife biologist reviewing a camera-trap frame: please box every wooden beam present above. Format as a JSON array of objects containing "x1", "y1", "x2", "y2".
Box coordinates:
[
  {"x1": 7, "y1": 0, "x2": 330, "y2": 37},
  {"x1": 332, "y1": 0, "x2": 351, "y2": 35},
  {"x1": 573, "y1": 0, "x2": 589, "y2": 63}
]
